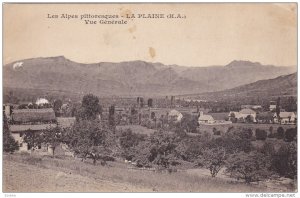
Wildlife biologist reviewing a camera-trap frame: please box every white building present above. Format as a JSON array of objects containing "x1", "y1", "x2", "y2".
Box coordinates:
[
  {"x1": 274, "y1": 112, "x2": 296, "y2": 124},
  {"x1": 198, "y1": 111, "x2": 215, "y2": 124},
  {"x1": 228, "y1": 108, "x2": 257, "y2": 122},
  {"x1": 168, "y1": 109, "x2": 183, "y2": 122}
]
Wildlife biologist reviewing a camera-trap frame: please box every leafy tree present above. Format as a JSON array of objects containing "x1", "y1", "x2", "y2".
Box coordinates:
[
  {"x1": 108, "y1": 105, "x2": 115, "y2": 129},
  {"x1": 284, "y1": 127, "x2": 297, "y2": 142},
  {"x1": 177, "y1": 114, "x2": 198, "y2": 133},
  {"x1": 255, "y1": 129, "x2": 267, "y2": 141},
  {"x1": 119, "y1": 129, "x2": 146, "y2": 160},
  {"x1": 225, "y1": 151, "x2": 275, "y2": 183},
  {"x1": 53, "y1": 99, "x2": 63, "y2": 117},
  {"x1": 23, "y1": 129, "x2": 41, "y2": 151},
  {"x1": 147, "y1": 98, "x2": 153, "y2": 108},
  {"x1": 276, "y1": 97, "x2": 281, "y2": 122},
  {"x1": 39, "y1": 126, "x2": 64, "y2": 157},
  {"x1": 277, "y1": 127, "x2": 285, "y2": 139},
  {"x1": 197, "y1": 147, "x2": 227, "y2": 177},
  {"x1": 207, "y1": 128, "x2": 253, "y2": 154},
  {"x1": 3, "y1": 115, "x2": 19, "y2": 153},
  {"x1": 79, "y1": 94, "x2": 102, "y2": 120},
  {"x1": 66, "y1": 119, "x2": 113, "y2": 165},
  {"x1": 245, "y1": 115, "x2": 254, "y2": 123},
  {"x1": 273, "y1": 141, "x2": 297, "y2": 179}
]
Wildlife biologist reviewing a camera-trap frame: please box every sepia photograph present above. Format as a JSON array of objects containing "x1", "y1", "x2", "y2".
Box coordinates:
[{"x1": 2, "y1": 2, "x2": 298, "y2": 194}]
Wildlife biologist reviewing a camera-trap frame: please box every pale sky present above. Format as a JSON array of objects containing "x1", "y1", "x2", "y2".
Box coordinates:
[{"x1": 3, "y1": 3, "x2": 297, "y2": 67}]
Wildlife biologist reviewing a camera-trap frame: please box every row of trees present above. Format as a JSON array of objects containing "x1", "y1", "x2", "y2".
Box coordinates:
[{"x1": 3, "y1": 94, "x2": 297, "y2": 185}]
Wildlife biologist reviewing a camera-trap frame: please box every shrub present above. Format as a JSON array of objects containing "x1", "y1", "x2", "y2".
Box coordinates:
[
  {"x1": 197, "y1": 147, "x2": 227, "y2": 177},
  {"x1": 272, "y1": 141, "x2": 297, "y2": 179},
  {"x1": 225, "y1": 151, "x2": 275, "y2": 183},
  {"x1": 284, "y1": 128, "x2": 297, "y2": 142},
  {"x1": 276, "y1": 127, "x2": 285, "y2": 139},
  {"x1": 255, "y1": 129, "x2": 267, "y2": 141}
]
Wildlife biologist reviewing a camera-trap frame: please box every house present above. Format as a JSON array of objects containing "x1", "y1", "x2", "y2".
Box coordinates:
[
  {"x1": 57, "y1": 117, "x2": 76, "y2": 128},
  {"x1": 269, "y1": 105, "x2": 277, "y2": 112},
  {"x1": 228, "y1": 108, "x2": 257, "y2": 123},
  {"x1": 241, "y1": 105, "x2": 262, "y2": 110},
  {"x1": 273, "y1": 112, "x2": 296, "y2": 124},
  {"x1": 168, "y1": 109, "x2": 183, "y2": 122},
  {"x1": 198, "y1": 111, "x2": 215, "y2": 124},
  {"x1": 9, "y1": 108, "x2": 57, "y2": 152}
]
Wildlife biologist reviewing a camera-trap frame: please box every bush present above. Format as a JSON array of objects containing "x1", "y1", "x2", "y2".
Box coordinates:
[
  {"x1": 213, "y1": 130, "x2": 221, "y2": 136},
  {"x1": 284, "y1": 128, "x2": 297, "y2": 142},
  {"x1": 276, "y1": 127, "x2": 285, "y2": 139},
  {"x1": 272, "y1": 141, "x2": 297, "y2": 179},
  {"x1": 225, "y1": 151, "x2": 275, "y2": 183},
  {"x1": 268, "y1": 133, "x2": 276, "y2": 138},
  {"x1": 255, "y1": 129, "x2": 267, "y2": 141}
]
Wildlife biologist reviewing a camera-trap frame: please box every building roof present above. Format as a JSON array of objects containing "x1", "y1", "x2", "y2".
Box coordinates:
[
  {"x1": 274, "y1": 112, "x2": 296, "y2": 118},
  {"x1": 168, "y1": 109, "x2": 182, "y2": 116},
  {"x1": 199, "y1": 114, "x2": 214, "y2": 121},
  {"x1": 9, "y1": 124, "x2": 57, "y2": 132},
  {"x1": 12, "y1": 108, "x2": 56, "y2": 123},
  {"x1": 239, "y1": 108, "x2": 256, "y2": 114},
  {"x1": 57, "y1": 117, "x2": 76, "y2": 129},
  {"x1": 36, "y1": 98, "x2": 49, "y2": 105}
]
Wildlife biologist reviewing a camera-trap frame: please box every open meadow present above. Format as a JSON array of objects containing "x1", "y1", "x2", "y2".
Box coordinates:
[{"x1": 4, "y1": 153, "x2": 292, "y2": 193}]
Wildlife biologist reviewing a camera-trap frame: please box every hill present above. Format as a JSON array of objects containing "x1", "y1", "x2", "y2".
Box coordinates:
[
  {"x1": 182, "y1": 73, "x2": 297, "y2": 100},
  {"x1": 3, "y1": 56, "x2": 296, "y2": 97}
]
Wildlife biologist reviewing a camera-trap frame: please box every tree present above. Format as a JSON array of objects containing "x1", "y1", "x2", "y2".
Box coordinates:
[
  {"x1": 108, "y1": 105, "x2": 115, "y2": 129},
  {"x1": 245, "y1": 115, "x2": 254, "y2": 123},
  {"x1": 3, "y1": 115, "x2": 19, "y2": 153},
  {"x1": 277, "y1": 127, "x2": 285, "y2": 139},
  {"x1": 119, "y1": 129, "x2": 146, "y2": 160},
  {"x1": 23, "y1": 129, "x2": 40, "y2": 151},
  {"x1": 39, "y1": 126, "x2": 64, "y2": 157},
  {"x1": 284, "y1": 128, "x2": 297, "y2": 142},
  {"x1": 276, "y1": 97, "x2": 281, "y2": 122},
  {"x1": 147, "y1": 98, "x2": 153, "y2": 108},
  {"x1": 255, "y1": 129, "x2": 267, "y2": 141},
  {"x1": 225, "y1": 151, "x2": 275, "y2": 183},
  {"x1": 53, "y1": 99, "x2": 63, "y2": 117},
  {"x1": 197, "y1": 147, "x2": 227, "y2": 177},
  {"x1": 66, "y1": 119, "x2": 112, "y2": 165},
  {"x1": 79, "y1": 94, "x2": 102, "y2": 120},
  {"x1": 273, "y1": 141, "x2": 297, "y2": 179},
  {"x1": 177, "y1": 114, "x2": 198, "y2": 133}
]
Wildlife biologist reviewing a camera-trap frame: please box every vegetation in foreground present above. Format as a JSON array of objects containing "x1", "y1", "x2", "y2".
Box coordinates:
[
  {"x1": 4, "y1": 153, "x2": 286, "y2": 192},
  {"x1": 3, "y1": 94, "x2": 297, "y2": 192}
]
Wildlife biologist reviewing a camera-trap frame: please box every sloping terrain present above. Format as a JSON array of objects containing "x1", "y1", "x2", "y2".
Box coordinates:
[{"x1": 3, "y1": 56, "x2": 296, "y2": 96}]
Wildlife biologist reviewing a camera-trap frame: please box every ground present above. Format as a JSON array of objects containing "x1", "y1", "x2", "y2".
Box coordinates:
[
  {"x1": 3, "y1": 153, "x2": 295, "y2": 193},
  {"x1": 3, "y1": 156, "x2": 151, "y2": 192}
]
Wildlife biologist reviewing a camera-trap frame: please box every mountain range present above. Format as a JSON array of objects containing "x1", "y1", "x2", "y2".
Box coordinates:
[
  {"x1": 3, "y1": 56, "x2": 296, "y2": 97},
  {"x1": 180, "y1": 72, "x2": 297, "y2": 100}
]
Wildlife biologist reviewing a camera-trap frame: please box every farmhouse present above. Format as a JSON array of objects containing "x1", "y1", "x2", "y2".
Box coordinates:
[
  {"x1": 241, "y1": 105, "x2": 262, "y2": 110},
  {"x1": 228, "y1": 108, "x2": 257, "y2": 123},
  {"x1": 198, "y1": 111, "x2": 215, "y2": 124},
  {"x1": 9, "y1": 108, "x2": 57, "y2": 152},
  {"x1": 273, "y1": 112, "x2": 296, "y2": 124},
  {"x1": 168, "y1": 109, "x2": 183, "y2": 122}
]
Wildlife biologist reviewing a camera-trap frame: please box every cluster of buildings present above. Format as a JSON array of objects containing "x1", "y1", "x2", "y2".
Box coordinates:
[
  {"x1": 4, "y1": 99, "x2": 75, "y2": 153},
  {"x1": 228, "y1": 105, "x2": 296, "y2": 125}
]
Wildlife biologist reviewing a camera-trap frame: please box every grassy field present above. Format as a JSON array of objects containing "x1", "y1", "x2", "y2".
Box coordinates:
[
  {"x1": 116, "y1": 125, "x2": 156, "y2": 135},
  {"x1": 199, "y1": 123, "x2": 296, "y2": 134},
  {"x1": 3, "y1": 153, "x2": 286, "y2": 193}
]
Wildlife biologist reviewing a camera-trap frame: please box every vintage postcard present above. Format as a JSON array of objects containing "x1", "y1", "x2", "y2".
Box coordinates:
[{"x1": 2, "y1": 3, "x2": 297, "y2": 194}]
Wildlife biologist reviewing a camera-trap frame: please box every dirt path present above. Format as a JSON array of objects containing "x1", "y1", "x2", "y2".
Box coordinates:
[{"x1": 3, "y1": 160, "x2": 152, "y2": 192}]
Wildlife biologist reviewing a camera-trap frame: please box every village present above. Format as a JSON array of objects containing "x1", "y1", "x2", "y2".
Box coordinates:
[{"x1": 3, "y1": 95, "x2": 297, "y2": 154}]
